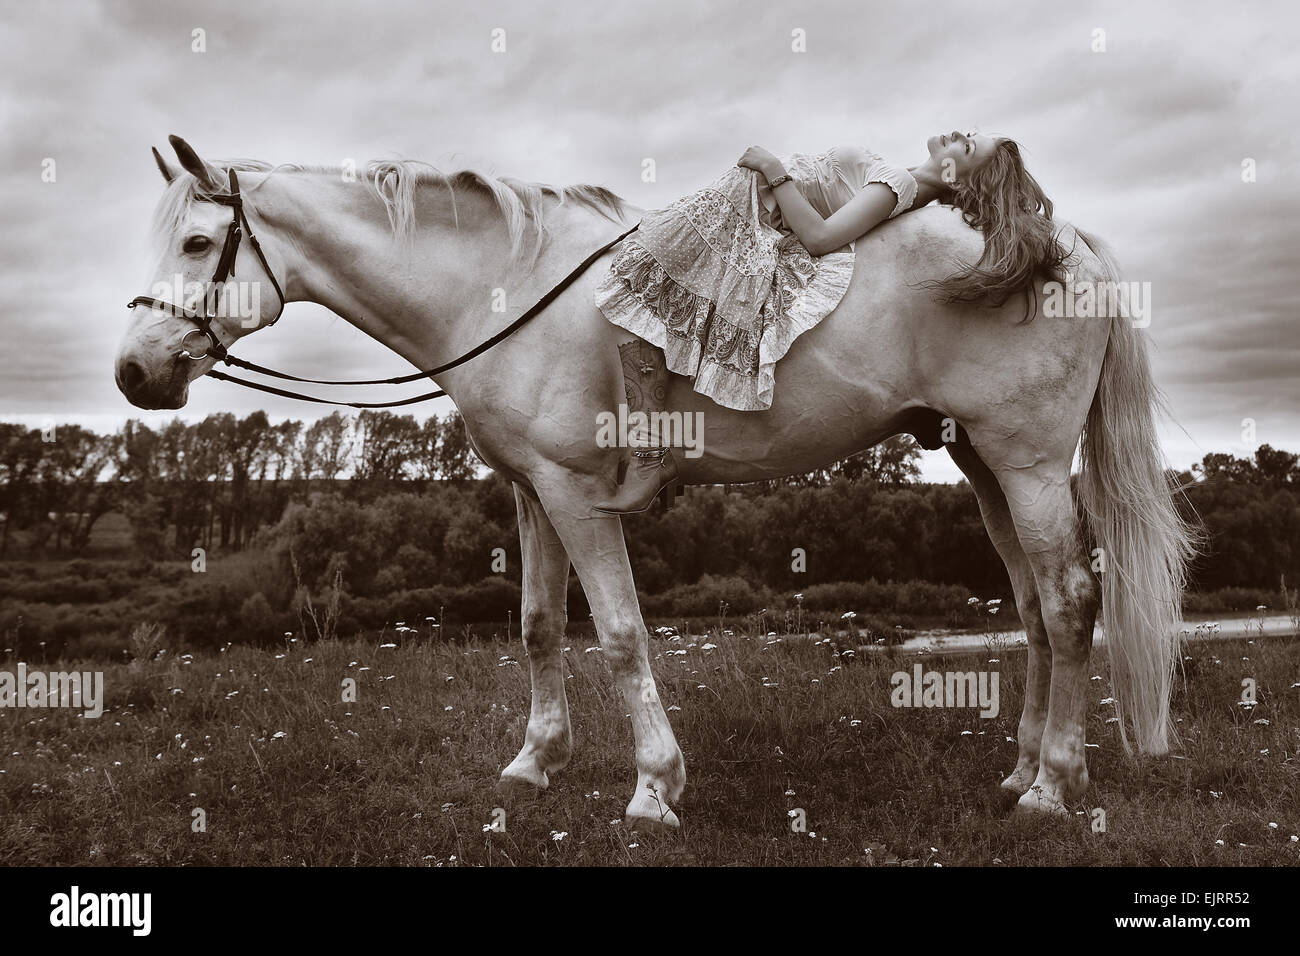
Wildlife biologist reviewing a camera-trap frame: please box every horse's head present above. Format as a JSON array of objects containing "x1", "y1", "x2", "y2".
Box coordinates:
[{"x1": 116, "y1": 136, "x2": 285, "y2": 409}]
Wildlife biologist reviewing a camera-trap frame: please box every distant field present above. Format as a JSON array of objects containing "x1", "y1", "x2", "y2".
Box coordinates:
[{"x1": 1, "y1": 622, "x2": 1296, "y2": 866}]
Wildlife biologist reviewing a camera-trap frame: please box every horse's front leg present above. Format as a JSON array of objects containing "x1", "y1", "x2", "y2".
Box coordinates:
[
  {"x1": 499, "y1": 483, "x2": 574, "y2": 793},
  {"x1": 536, "y1": 470, "x2": 686, "y2": 829}
]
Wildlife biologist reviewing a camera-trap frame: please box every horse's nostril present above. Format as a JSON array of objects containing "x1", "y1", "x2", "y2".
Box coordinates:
[{"x1": 118, "y1": 359, "x2": 147, "y2": 395}]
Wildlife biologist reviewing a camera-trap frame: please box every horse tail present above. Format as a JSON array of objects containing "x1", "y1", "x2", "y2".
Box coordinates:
[{"x1": 1074, "y1": 228, "x2": 1199, "y2": 756}]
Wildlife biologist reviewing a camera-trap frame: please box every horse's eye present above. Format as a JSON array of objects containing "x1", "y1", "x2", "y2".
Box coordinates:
[{"x1": 183, "y1": 236, "x2": 211, "y2": 254}]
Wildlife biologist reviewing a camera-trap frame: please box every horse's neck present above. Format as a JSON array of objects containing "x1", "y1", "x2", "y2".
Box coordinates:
[{"x1": 261, "y1": 174, "x2": 625, "y2": 379}]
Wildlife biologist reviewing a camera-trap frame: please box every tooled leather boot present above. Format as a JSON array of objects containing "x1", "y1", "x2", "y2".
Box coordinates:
[{"x1": 591, "y1": 340, "x2": 680, "y2": 516}]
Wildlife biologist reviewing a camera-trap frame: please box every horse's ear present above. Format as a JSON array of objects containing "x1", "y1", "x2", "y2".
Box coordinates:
[
  {"x1": 152, "y1": 146, "x2": 176, "y2": 183},
  {"x1": 168, "y1": 134, "x2": 221, "y2": 189}
]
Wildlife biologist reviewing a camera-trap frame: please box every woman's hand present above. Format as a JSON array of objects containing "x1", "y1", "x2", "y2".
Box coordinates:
[{"x1": 736, "y1": 145, "x2": 784, "y2": 182}]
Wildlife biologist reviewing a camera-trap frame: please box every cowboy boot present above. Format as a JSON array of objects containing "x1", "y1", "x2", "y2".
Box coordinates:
[{"x1": 591, "y1": 340, "x2": 680, "y2": 516}]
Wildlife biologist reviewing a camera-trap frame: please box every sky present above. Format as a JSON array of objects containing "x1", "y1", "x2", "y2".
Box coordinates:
[{"x1": 1, "y1": 0, "x2": 1296, "y2": 482}]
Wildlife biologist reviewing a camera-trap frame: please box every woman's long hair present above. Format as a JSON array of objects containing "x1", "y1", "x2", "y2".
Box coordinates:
[{"x1": 926, "y1": 138, "x2": 1068, "y2": 314}]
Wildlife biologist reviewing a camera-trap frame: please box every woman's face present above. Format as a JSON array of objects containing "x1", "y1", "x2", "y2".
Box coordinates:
[{"x1": 925, "y1": 130, "x2": 998, "y2": 182}]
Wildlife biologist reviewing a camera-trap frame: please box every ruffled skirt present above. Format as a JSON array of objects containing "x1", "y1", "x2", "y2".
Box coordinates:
[{"x1": 594, "y1": 165, "x2": 854, "y2": 411}]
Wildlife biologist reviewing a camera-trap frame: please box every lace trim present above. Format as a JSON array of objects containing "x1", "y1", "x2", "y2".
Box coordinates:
[{"x1": 594, "y1": 235, "x2": 854, "y2": 411}]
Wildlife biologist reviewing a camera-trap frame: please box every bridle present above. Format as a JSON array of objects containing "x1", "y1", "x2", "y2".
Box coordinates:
[
  {"x1": 127, "y1": 169, "x2": 285, "y2": 365},
  {"x1": 126, "y1": 168, "x2": 640, "y2": 409}
]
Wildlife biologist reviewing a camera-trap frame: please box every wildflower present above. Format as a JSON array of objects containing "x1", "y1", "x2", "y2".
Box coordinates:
[{"x1": 551, "y1": 831, "x2": 567, "y2": 842}]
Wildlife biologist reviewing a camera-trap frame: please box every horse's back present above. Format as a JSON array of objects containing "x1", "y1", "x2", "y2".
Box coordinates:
[{"x1": 673, "y1": 205, "x2": 1112, "y2": 483}]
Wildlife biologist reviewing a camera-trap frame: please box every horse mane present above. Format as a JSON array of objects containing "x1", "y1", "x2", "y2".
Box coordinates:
[{"x1": 150, "y1": 157, "x2": 627, "y2": 266}]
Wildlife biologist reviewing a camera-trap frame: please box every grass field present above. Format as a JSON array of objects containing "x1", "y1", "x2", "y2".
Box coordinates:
[{"x1": 0, "y1": 620, "x2": 1297, "y2": 866}]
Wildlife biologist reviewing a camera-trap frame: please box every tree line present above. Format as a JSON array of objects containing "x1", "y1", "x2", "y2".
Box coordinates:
[
  {"x1": 2, "y1": 413, "x2": 1298, "y2": 597},
  {"x1": 0, "y1": 410, "x2": 476, "y2": 557}
]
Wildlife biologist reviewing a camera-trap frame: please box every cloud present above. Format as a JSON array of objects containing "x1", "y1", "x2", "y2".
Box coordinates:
[{"x1": 0, "y1": 0, "x2": 1295, "y2": 481}]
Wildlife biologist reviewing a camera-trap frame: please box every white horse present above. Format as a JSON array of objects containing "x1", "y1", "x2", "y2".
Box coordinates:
[{"x1": 116, "y1": 136, "x2": 1194, "y2": 829}]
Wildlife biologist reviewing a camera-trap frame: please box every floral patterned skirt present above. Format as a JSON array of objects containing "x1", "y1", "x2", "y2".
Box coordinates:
[{"x1": 594, "y1": 165, "x2": 854, "y2": 411}]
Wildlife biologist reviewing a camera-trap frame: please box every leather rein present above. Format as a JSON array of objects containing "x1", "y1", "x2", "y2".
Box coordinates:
[{"x1": 127, "y1": 168, "x2": 640, "y2": 409}]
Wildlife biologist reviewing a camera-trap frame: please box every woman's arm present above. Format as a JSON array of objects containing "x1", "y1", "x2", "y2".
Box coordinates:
[
  {"x1": 737, "y1": 146, "x2": 904, "y2": 256},
  {"x1": 771, "y1": 182, "x2": 897, "y2": 256}
]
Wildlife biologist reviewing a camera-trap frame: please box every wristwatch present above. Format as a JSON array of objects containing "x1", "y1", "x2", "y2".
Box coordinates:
[{"x1": 767, "y1": 172, "x2": 792, "y2": 188}]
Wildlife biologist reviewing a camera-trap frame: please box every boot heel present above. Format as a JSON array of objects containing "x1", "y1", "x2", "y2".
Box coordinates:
[{"x1": 656, "y1": 478, "x2": 679, "y2": 511}]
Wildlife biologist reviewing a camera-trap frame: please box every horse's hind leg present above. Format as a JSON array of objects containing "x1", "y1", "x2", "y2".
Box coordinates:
[
  {"x1": 989, "y1": 459, "x2": 1100, "y2": 814},
  {"x1": 499, "y1": 483, "x2": 574, "y2": 793},
  {"x1": 946, "y1": 436, "x2": 1051, "y2": 797}
]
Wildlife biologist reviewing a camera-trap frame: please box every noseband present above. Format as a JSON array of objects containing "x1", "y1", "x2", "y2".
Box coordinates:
[
  {"x1": 127, "y1": 168, "x2": 285, "y2": 363},
  {"x1": 126, "y1": 167, "x2": 639, "y2": 409}
]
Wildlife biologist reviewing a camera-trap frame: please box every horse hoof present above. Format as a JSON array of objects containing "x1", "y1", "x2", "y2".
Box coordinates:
[
  {"x1": 624, "y1": 808, "x2": 680, "y2": 832},
  {"x1": 497, "y1": 770, "x2": 548, "y2": 799},
  {"x1": 1000, "y1": 766, "x2": 1036, "y2": 796},
  {"x1": 1014, "y1": 786, "x2": 1070, "y2": 816},
  {"x1": 624, "y1": 788, "x2": 680, "y2": 831}
]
